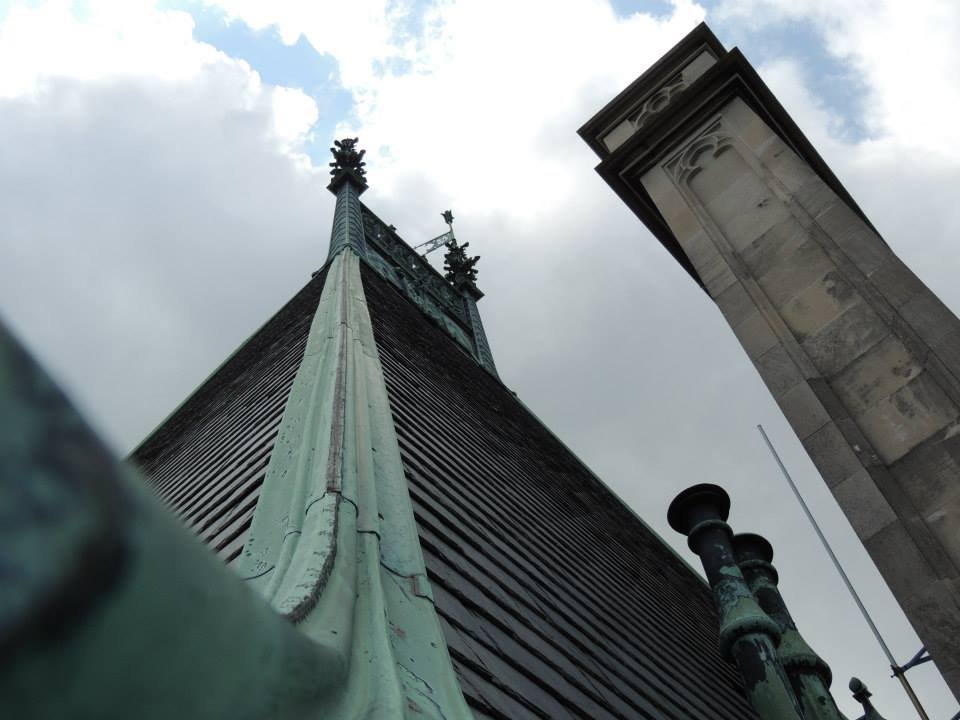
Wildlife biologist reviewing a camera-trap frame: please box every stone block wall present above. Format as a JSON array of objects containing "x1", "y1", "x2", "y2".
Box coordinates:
[{"x1": 639, "y1": 96, "x2": 960, "y2": 695}]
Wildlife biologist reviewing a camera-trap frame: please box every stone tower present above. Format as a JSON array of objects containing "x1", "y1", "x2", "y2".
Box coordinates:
[{"x1": 580, "y1": 23, "x2": 960, "y2": 698}]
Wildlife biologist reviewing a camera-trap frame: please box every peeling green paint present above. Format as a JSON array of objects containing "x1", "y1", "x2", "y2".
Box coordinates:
[{"x1": 734, "y1": 534, "x2": 849, "y2": 720}]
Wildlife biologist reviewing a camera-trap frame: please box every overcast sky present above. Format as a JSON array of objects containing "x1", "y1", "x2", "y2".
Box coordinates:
[{"x1": 2, "y1": 0, "x2": 959, "y2": 716}]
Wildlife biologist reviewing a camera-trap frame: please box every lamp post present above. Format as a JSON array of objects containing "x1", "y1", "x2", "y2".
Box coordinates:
[
  {"x1": 733, "y1": 533, "x2": 848, "y2": 720},
  {"x1": 668, "y1": 484, "x2": 802, "y2": 720}
]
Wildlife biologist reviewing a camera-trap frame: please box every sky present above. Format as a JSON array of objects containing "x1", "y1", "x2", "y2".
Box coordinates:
[{"x1": 1, "y1": 0, "x2": 959, "y2": 716}]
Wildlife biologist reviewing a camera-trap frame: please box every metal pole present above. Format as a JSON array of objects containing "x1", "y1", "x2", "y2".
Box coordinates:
[{"x1": 757, "y1": 424, "x2": 930, "y2": 720}]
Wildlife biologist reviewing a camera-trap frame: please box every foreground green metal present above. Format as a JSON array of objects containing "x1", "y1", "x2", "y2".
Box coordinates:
[{"x1": 0, "y1": 321, "x2": 332, "y2": 719}]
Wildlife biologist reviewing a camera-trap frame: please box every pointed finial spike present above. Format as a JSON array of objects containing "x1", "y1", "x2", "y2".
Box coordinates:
[{"x1": 442, "y1": 209, "x2": 454, "y2": 227}]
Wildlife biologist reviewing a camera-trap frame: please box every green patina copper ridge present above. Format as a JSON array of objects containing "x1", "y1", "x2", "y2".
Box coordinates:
[{"x1": 238, "y1": 244, "x2": 472, "y2": 719}]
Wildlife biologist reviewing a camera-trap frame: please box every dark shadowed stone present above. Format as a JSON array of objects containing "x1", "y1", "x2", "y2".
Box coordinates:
[
  {"x1": 867, "y1": 255, "x2": 927, "y2": 308},
  {"x1": 801, "y1": 422, "x2": 864, "y2": 487},
  {"x1": 830, "y1": 335, "x2": 922, "y2": 416},
  {"x1": 891, "y1": 443, "x2": 960, "y2": 517},
  {"x1": 753, "y1": 344, "x2": 804, "y2": 399},
  {"x1": 900, "y1": 291, "x2": 959, "y2": 348},
  {"x1": 778, "y1": 382, "x2": 830, "y2": 440},
  {"x1": 863, "y1": 520, "x2": 940, "y2": 599},
  {"x1": 715, "y1": 281, "x2": 755, "y2": 328}
]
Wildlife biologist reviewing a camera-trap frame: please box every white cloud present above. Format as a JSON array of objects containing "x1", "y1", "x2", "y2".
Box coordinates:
[
  {"x1": 0, "y1": 0, "x2": 319, "y2": 153},
  {"x1": 0, "y1": 0, "x2": 324, "y2": 447},
  {"x1": 717, "y1": 0, "x2": 960, "y2": 161},
  {"x1": 0, "y1": 0, "x2": 216, "y2": 95},
  {"x1": 199, "y1": 0, "x2": 408, "y2": 88}
]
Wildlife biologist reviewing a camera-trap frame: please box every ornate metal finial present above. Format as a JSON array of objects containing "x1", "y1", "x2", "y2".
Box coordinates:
[
  {"x1": 442, "y1": 209, "x2": 454, "y2": 227},
  {"x1": 329, "y1": 137, "x2": 367, "y2": 179},
  {"x1": 443, "y1": 237, "x2": 480, "y2": 288}
]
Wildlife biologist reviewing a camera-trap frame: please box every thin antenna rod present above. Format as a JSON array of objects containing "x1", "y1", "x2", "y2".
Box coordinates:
[{"x1": 756, "y1": 424, "x2": 930, "y2": 720}]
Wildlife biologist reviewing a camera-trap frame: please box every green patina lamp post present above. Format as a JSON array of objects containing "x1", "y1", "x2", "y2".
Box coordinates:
[
  {"x1": 850, "y1": 678, "x2": 889, "y2": 720},
  {"x1": 668, "y1": 484, "x2": 803, "y2": 720},
  {"x1": 733, "y1": 533, "x2": 849, "y2": 720}
]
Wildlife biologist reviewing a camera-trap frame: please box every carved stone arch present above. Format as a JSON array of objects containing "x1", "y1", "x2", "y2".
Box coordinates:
[{"x1": 667, "y1": 120, "x2": 733, "y2": 184}]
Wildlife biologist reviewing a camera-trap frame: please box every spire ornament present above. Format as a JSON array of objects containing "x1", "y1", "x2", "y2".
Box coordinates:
[
  {"x1": 327, "y1": 137, "x2": 368, "y2": 196},
  {"x1": 443, "y1": 237, "x2": 480, "y2": 289},
  {"x1": 329, "y1": 138, "x2": 366, "y2": 179}
]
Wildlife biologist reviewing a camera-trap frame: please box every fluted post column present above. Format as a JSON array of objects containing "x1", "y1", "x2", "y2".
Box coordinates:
[
  {"x1": 734, "y1": 533, "x2": 848, "y2": 720},
  {"x1": 668, "y1": 484, "x2": 802, "y2": 720}
]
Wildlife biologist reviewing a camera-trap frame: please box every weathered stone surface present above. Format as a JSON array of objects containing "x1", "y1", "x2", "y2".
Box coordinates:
[
  {"x1": 899, "y1": 580, "x2": 960, "y2": 692},
  {"x1": 715, "y1": 281, "x2": 754, "y2": 328},
  {"x1": 815, "y1": 201, "x2": 889, "y2": 276},
  {"x1": 932, "y1": 328, "x2": 960, "y2": 374},
  {"x1": 926, "y1": 498, "x2": 960, "y2": 570},
  {"x1": 704, "y1": 260, "x2": 737, "y2": 297},
  {"x1": 741, "y1": 217, "x2": 806, "y2": 278},
  {"x1": 701, "y1": 169, "x2": 792, "y2": 252},
  {"x1": 639, "y1": 165, "x2": 675, "y2": 208},
  {"x1": 831, "y1": 469, "x2": 897, "y2": 540},
  {"x1": 754, "y1": 343, "x2": 805, "y2": 399},
  {"x1": 723, "y1": 97, "x2": 777, "y2": 153},
  {"x1": 900, "y1": 290, "x2": 960, "y2": 349},
  {"x1": 676, "y1": 230, "x2": 719, "y2": 272},
  {"x1": 800, "y1": 302, "x2": 889, "y2": 377},
  {"x1": 665, "y1": 203, "x2": 707, "y2": 245},
  {"x1": 864, "y1": 520, "x2": 941, "y2": 599},
  {"x1": 831, "y1": 335, "x2": 923, "y2": 416},
  {"x1": 791, "y1": 178, "x2": 837, "y2": 220},
  {"x1": 867, "y1": 255, "x2": 928, "y2": 308},
  {"x1": 779, "y1": 381, "x2": 830, "y2": 440},
  {"x1": 802, "y1": 421, "x2": 865, "y2": 487},
  {"x1": 688, "y1": 146, "x2": 748, "y2": 207},
  {"x1": 780, "y1": 269, "x2": 860, "y2": 339},
  {"x1": 891, "y1": 442, "x2": 960, "y2": 517},
  {"x1": 732, "y1": 309, "x2": 779, "y2": 360},
  {"x1": 756, "y1": 239, "x2": 834, "y2": 309},
  {"x1": 853, "y1": 373, "x2": 959, "y2": 464},
  {"x1": 757, "y1": 135, "x2": 819, "y2": 194},
  {"x1": 813, "y1": 201, "x2": 860, "y2": 243}
]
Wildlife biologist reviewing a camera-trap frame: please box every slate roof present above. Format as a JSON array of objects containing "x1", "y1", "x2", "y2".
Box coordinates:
[
  {"x1": 132, "y1": 265, "x2": 329, "y2": 565},
  {"x1": 131, "y1": 238, "x2": 756, "y2": 719}
]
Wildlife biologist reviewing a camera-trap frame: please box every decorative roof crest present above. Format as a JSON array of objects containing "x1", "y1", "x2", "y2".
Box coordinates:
[{"x1": 443, "y1": 235, "x2": 480, "y2": 289}]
